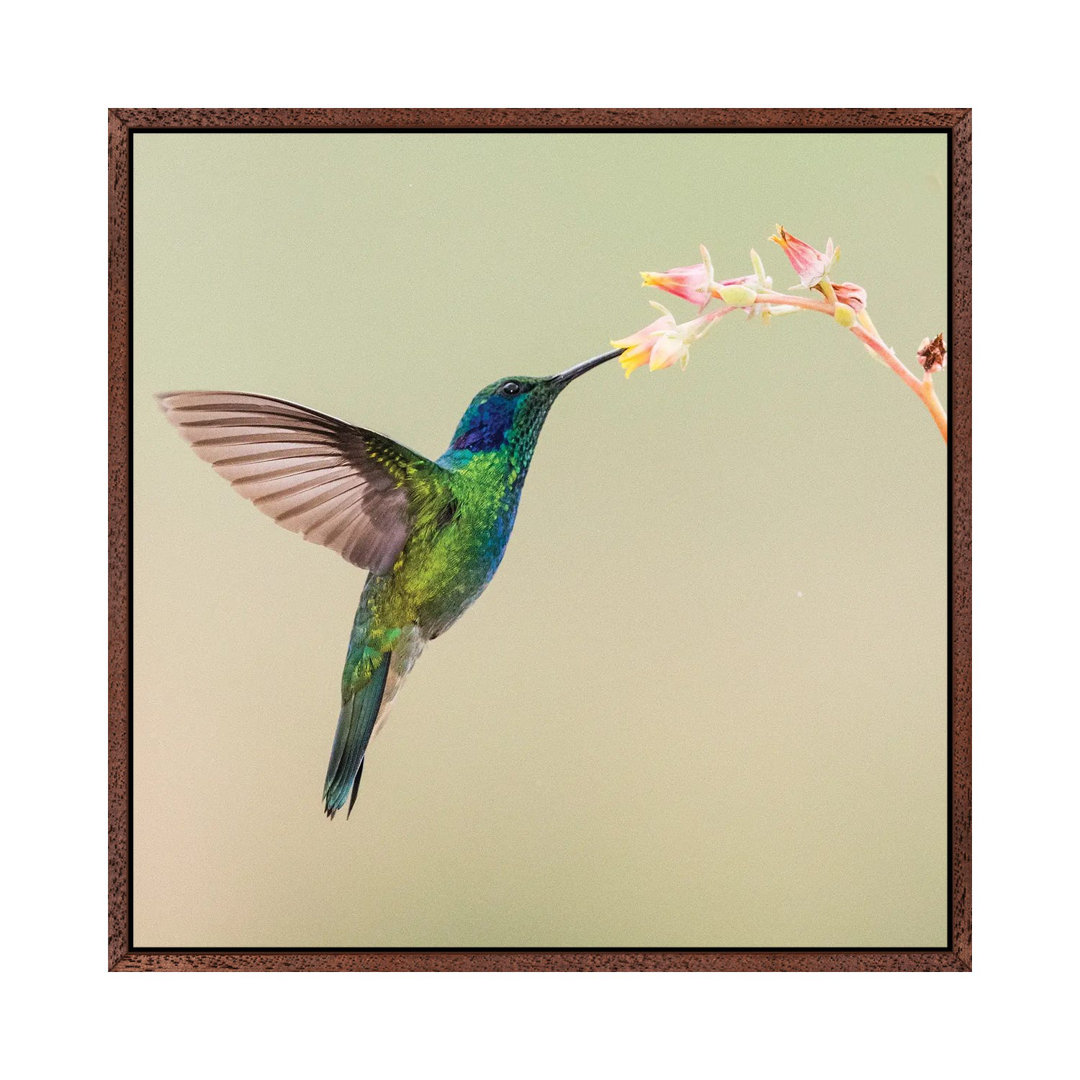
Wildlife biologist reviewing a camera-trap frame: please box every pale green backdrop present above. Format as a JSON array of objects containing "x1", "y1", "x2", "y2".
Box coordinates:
[{"x1": 133, "y1": 131, "x2": 947, "y2": 947}]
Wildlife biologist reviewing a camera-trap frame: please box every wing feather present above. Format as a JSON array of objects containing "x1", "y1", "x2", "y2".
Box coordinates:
[{"x1": 158, "y1": 391, "x2": 444, "y2": 575}]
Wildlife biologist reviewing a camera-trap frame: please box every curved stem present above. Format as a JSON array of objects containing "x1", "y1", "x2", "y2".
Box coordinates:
[
  {"x1": 702, "y1": 304, "x2": 737, "y2": 325},
  {"x1": 850, "y1": 326, "x2": 923, "y2": 393},
  {"x1": 851, "y1": 325, "x2": 947, "y2": 441},
  {"x1": 754, "y1": 288, "x2": 947, "y2": 442},
  {"x1": 754, "y1": 290, "x2": 833, "y2": 314},
  {"x1": 917, "y1": 377, "x2": 948, "y2": 441}
]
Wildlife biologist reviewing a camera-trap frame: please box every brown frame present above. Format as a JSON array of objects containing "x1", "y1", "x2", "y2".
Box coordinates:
[{"x1": 108, "y1": 107, "x2": 971, "y2": 972}]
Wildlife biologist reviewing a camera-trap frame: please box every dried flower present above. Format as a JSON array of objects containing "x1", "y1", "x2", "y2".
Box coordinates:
[
  {"x1": 917, "y1": 333, "x2": 947, "y2": 374},
  {"x1": 770, "y1": 225, "x2": 838, "y2": 289},
  {"x1": 640, "y1": 244, "x2": 715, "y2": 309},
  {"x1": 611, "y1": 302, "x2": 712, "y2": 376}
]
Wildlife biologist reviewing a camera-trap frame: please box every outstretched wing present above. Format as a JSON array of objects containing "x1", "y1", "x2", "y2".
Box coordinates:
[{"x1": 158, "y1": 391, "x2": 444, "y2": 575}]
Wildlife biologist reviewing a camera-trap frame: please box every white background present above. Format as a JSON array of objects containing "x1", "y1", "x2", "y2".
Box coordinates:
[{"x1": 3, "y1": 1, "x2": 1074, "y2": 1076}]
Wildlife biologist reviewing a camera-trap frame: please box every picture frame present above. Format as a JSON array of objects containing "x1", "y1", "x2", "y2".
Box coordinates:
[{"x1": 108, "y1": 107, "x2": 971, "y2": 971}]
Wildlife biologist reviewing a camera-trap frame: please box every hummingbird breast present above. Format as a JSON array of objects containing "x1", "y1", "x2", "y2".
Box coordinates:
[{"x1": 371, "y1": 451, "x2": 525, "y2": 640}]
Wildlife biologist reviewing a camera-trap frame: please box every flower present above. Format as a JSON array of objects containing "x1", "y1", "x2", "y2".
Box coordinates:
[
  {"x1": 611, "y1": 312, "x2": 672, "y2": 376},
  {"x1": 611, "y1": 302, "x2": 712, "y2": 376},
  {"x1": 770, "y1": 225, "x2": 838, "y2": 289},
  {"x1": 917, "y1": 333, "x2": 947, "y2": 374},
  {"x1": 640, "y1": 244, "x2": 715, "y2": 309},
  {"x1": 832, "y1": 282, "x2": 867, "y2": 311}
]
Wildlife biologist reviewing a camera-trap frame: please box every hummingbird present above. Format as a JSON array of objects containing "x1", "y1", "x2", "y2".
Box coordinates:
[{"x1": 159, "y1": 347, "x2": 624, "y2": 819}]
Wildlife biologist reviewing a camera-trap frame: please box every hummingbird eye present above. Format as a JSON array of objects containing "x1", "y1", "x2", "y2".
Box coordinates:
[{"x1": 499, "y1": 380, "x2": 523, "y2": 397}]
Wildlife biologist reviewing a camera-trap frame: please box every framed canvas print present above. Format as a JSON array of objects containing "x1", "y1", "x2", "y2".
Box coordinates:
[{"x1": 108, "y1": 108, "x2": 971, "y2": 971}]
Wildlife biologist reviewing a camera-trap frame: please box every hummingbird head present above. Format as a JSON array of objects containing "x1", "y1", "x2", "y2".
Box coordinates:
[{"x1": 445, "y1": 349, "x2": 623, "y2": 471}]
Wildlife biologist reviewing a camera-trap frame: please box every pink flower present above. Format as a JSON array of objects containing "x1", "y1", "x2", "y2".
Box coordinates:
[
  {"x1": 611, "y1": 313, "x2": 671, "y2": 376},
  {"x1": 611, "y1": 302, "x2": 712, "y2": 377},
  {"x1": 832, "y1": 282, "x2": 867, "y2": 311},
  {"x1": 770, "y1": 225, "x2": 838, "y2": 289},
  {"x1": 640, "y1": 244, "x2": 714, "y2": 309}
]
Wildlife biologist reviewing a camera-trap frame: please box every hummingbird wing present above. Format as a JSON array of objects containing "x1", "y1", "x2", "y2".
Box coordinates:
[{"x1": 158, "y1": 391, "x2": 447, "y2": 575}]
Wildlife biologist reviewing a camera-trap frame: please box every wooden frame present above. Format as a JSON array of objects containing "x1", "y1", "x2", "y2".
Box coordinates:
[{"x1": 108, "y1": 107, "x2": 971, "y2": 971}]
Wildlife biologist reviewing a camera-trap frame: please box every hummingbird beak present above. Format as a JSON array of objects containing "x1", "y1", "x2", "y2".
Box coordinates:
[{"x1": 549, "y1": 347, "x2": 625, "y2": 390}]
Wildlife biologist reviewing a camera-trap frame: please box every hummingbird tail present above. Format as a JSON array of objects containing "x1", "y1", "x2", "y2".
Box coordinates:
[{"x1": 323, "y1": 657, "x2": 390, "y2": 820}]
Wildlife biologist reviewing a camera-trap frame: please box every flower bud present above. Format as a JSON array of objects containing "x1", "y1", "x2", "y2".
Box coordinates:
[
  {"x1": 749, "y1": 248, "x2": 768, "y2": 285},
  {"x1": 717, "y1": 284, "x2": 758, "y2": 307},
  {"x1": 833, "y1": 302, "x2": 856, "y2": 328},
  {"x1": 832, "y1": 282, "x2": 867, "y2": 312}
]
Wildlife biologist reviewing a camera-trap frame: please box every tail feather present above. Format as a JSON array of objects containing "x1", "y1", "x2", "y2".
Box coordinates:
[
  {"x1": 347, "y1": 758, "x2": 365, "y2": 819},
  {"x1": 323, "y1": 657, "x2": 390, "y2": 819}
]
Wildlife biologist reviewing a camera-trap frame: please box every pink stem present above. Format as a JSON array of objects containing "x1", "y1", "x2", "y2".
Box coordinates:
[
  {"x1": 702, "y1": 305, "x2": 737, "y2": 324},
  {"x1": 753, "y1": 290, "x2": 833, "y2": 314},
  {"x1": 755, "y1": 290, "x2": 948, "y2": 442},
  {"x1": 850, "y1": 326, "x2": 948, "y2": 441},
  {"x1": 850, "y1": 325, "x2": 922, "y2": 393},
  {"x1": 918, "y1": 379, "x2": 948, "y2": 441}
]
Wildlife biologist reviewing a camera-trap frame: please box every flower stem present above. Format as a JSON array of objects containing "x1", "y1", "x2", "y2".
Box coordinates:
[
  {"x1": 850, "y1": 325, "x2": 947, "y2": 441},
  {"x1": 849, "y1": 325, "x2": 922, "y2": 392},
  {"x1": 752, "y1": 288, "x2": 947, "y2": 442},
  {"x1": 702, "y1": 304, "x2": 738, "y2": 325},
  {"x1": 755, "y1": 290, "x2": 833, "y2": 314},
  {"x1": 918, "y1": 376, "x2": 948, "y2": 442}
]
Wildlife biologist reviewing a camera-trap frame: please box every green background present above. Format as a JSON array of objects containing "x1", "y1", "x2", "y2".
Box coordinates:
[{"x1": 133, "y1": 131, "x2": 947, "y2": 947}]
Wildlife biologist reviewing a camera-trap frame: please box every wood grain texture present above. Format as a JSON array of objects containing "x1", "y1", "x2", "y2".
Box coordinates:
[
  {"x1": 110, "y1": 949, "x2": 968, "y2": 972},
  {"x1": 108, "y1": 107, "x2": 972, "y2": 973},
  {"x1": 107, "y1": 106, "x2": 968, "y2": 132},
  {"x1": 949, "y1": 109, "x2": 973, "y2": 971},
  {"x1": 108, "y1": 108, "x2": 131, "y2": 972}
]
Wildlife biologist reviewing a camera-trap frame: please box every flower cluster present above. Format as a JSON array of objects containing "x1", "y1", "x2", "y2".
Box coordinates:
[
  {"x1": 612, "y1": 226, "x2": 948, "y2": 441},
  {"x1": 613, "y1": 243, "x2": 776, "y2": 376}
]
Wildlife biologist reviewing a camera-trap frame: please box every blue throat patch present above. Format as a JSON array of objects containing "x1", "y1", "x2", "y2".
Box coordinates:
[{"x1": 449, "y1": 396, "x2": 517, "y2": 453}]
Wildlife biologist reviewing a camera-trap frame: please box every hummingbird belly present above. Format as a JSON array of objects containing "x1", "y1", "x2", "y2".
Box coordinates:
[
  {"x1": 411, "y1": 503, "x2": 518, "y2": 638},
  {"x1": 367, "y1": 470, "x2": 521, "y2": 640}
]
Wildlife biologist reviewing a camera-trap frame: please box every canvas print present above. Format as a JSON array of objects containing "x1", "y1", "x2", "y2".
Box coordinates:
[{"x1": 132, "y1": 129, "x2": 949, "y2": 950}]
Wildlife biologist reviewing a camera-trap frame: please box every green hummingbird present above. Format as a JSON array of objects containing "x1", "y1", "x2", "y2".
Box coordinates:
[{"x1": 159, "y1": 347, "x2": 623, "y2": 819}]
